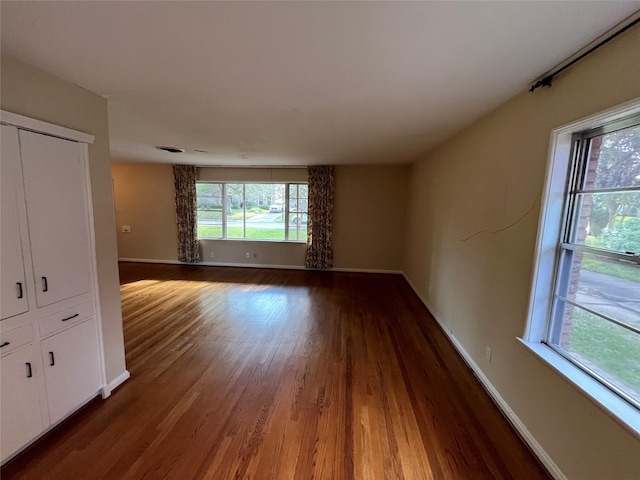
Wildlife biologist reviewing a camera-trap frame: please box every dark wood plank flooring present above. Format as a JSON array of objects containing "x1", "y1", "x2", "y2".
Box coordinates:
[{"x1": 2, "y1": 263, "x2": 551, "y2": 479}]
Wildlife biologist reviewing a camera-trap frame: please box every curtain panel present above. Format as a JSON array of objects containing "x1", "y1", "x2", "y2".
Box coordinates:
[
  {"x1": 173, "y1": 165, "x2": 200, "y2": 263},
  {"x1": 306, "y1": 166, "x2": 334, "y2": 269}
]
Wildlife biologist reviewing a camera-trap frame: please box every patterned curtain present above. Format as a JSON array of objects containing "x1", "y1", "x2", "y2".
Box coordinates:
[
  {"x1": 306, "y1": 166, "x2": 334, "y2": 269},
  {"x1": 173, "y1": 165, "x2": 200, "y2": 263}
]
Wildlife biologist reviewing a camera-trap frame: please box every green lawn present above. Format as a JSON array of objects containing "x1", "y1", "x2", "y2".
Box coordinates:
[
  {"x1": 581, "y1": 254, "x2": 640, "y2": 283},
  {"x1": 198, "y1": 225, "x2": 306, "y2": 241},
  {"x1": 570, "y1": 308, "x2": 640, "y2": 396},
  {"x1": 198, "y1": 210, "x2": 261, "y2": 221},
  {"x1": 582, "y1": 236, "x2": 639, "y2": 283},
  {"x1": 197, "y1": 210, "x2": 222, "y2": 220}
]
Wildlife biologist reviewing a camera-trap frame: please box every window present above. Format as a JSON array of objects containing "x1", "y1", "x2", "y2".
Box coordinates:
[
  {"x1": 196, "y1": 182, "x2": 308, "y2": 242},
  {"x1": 526, "y1": 105, "x2": 640, "y2": 429},
  {"x1": 548, "y1": 116, "x2": 640, "y2": 408}
]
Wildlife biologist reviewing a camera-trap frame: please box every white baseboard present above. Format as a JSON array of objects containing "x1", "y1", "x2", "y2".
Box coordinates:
[
  {"x1": 109, "y1": 370, "x2": 130, "y2": 392},
  {"x1": 331, "y1": 267, "x2": 403, "y2": 274},
  {"x1": 101, "y1": 369, "x2": 131, "y2": 399},
  {"x1": 119, "y1": 257, "x2": 402, "y2": 274},
  {"x1": 119, "y1": 257, "x2": 307, "y2": 270},
  {"x1": 401, "y1": 273, "x2": 565, "y2": 480},
  {"x1": 200, "y1": 261, "x2": 307, "y2": 270},
  {"x1": 119, "y1": 257, "x2": 182, "y2": 265}
]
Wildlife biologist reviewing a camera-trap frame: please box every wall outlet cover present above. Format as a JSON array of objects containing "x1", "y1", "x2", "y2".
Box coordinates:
[{"x1": 485, "y1": 347, "x2": 492, "y2": 363}]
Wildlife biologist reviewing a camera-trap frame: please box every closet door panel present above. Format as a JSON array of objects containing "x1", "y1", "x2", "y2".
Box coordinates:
[
  {"x1": 41, "y1": 320, "x2": 101, "y2": 424},
  {"x1": 0, "y1": 345, "x2": 47, "y2": 462},
  {"x1": 19, "y1": 131, "x2": 91, "y2": 307},
  {"x1": 1, "y1": 125, "x2": 29, "y2": 320}
]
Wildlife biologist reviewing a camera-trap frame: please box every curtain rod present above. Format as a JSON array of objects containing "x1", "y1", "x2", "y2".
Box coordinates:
[{"x1": 530, "y1": 12, "x2": 640, "y2": 93}]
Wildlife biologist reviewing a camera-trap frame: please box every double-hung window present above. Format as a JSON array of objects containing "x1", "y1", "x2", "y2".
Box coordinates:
[
  {"x1": 533, "y1": 111, "x2": 640, "y2": 415},
  {"x1": 196, "y1": 182, "x2": 308, "y2": 242},
  {"x1": 550, "y1": 116, "x2": 640, "y2": 406}
]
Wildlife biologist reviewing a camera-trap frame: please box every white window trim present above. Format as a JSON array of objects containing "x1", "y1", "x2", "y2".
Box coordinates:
[
  {"x1": 522, "y1": 96, "x2": 640, "y2": 439},
  {"x1": 196, "y1": 181, "x2": 308, "y2": 243}
]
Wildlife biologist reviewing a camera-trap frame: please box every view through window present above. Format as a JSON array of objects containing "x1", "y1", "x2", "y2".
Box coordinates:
[
  {"x1": 196, "y1": 182, "x2": 308, "y2": 242},
  {"x1": 548, "y1": 117, "x2": 640, "y2": 407}
]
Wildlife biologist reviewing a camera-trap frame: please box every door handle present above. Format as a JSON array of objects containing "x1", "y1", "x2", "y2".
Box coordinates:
[
  {"x1": 26, "y1": 362, "x2": 33, "y2": 378},
  {"x1": 17, "y1": 282, "x2": 23, "y2": 299},
  {"x1": 42, "y1": 276, "x2": 48, "y2": 292},
  {"x1": 0, "y1": 342, "x2": 10, "y2": 348},
  {"x1": 49, "y1": 351, "x2": 55, "y2": 366},
  {"x1": 61, "y1": 313, "x2": 79, "y2": 322}
]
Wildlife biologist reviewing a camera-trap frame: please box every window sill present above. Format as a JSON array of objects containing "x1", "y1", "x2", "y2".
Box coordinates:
[
  {"x1": 199, "y1": 238, "x2": 307, "y2": 245},
  {"x1": 518, "y1": 338, "x2": 640, "y2": 439}
]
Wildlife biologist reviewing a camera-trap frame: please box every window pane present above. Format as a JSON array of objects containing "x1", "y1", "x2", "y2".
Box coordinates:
[
  {"x1": 288, "y1": 183, "x2": 308, "y2": 242},
  {"x1": 246, "y1": 183, "x2": 285, "y2": 241},
  {"x1": 289, "y1": 213, "x2": 307, "y2": 241},
  {"x1": 197, "y1": 183, "x2": 223, "y2": 238},
  {"x1": 552, "y1": 300, "x2": 640, "y2": 405},
  {"x1": 582, "y1": 124, "x2": 640, "y2": 191},
  {"x1": 556, "y1": 249, "x2": 640, "y2": 331},
  {"x1": 245, "y1": 183, "x2": 272, "y2": 210},
  {"x1": 291, "y1": 184, "x2": 308, "y2": 211},
  {"x1": 571, "y1": 191, "x2": 640, "y2": 253},
  {"x1": 226, "y1": 184, "x2": 244, "y2": 238}
]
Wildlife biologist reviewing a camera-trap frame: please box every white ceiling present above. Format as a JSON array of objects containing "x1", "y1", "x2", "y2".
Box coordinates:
[{"x1": 2, "y1": 2, "x2": 639, "y2": 167}]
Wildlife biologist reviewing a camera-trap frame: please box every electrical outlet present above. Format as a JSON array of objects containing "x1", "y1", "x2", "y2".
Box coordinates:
[
  {"x1": 246, "y1": 252, "x2": 250, "y2": 258},
  {"x1": 210, "y1": 252, "x2": 215, "y2": 258},
  {"x1": 485, "y1": 346, "x2": 492, "y2": 363},
  {"x1": 121, "y1": 225, "x2": 131, "y2": 233}
]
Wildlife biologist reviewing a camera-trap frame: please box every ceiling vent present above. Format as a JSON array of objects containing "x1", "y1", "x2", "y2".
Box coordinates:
[{"x1": 156, "y1": 146, "x2": 185, "y2": 153}]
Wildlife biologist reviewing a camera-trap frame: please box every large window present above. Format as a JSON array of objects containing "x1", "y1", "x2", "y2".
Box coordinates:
[
  {"x1": 196, "y1": 182, "x2": 308, "y2": 242},
  {"x1": 546, "y1": 115, "x2": 640, "y2": 409}
]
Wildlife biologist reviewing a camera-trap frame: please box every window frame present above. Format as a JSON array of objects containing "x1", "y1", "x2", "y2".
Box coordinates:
[
  {"x1": 546, "y1": 115, "x2": 640, "y2": 409},
  {"x1": 523, "y1": 97, "x2": 640, "y2": 438},
  {"x1": 196, "y1": 181, "x2": 308, "y2": 243}
]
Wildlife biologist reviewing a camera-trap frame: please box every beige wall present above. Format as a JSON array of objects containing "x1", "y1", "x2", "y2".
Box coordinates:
[
  {"x1": 403, "y1": 27, "x2": 640, "y2": 480},
  {"x1": 334, "y1": 165, "x2": 408, "y2": 271},
  {"x1": 1, "y1": 54, "x2": 126, "y2": 383},
  {"x1": 200, "y1": 240, "x2": 307, "y2": 267},
  {"x1": 198, "y1": 167, "x2": 307, "y2": 183},
  {"x1": 112, "y1": 163, "x2": 179, "y2": 261},
  {"x1": 112, "y1": 164, "x2": 408, "y2": 271},
  {"x1": 112, "y1": 164, "x2": 307, "y2": 266}
]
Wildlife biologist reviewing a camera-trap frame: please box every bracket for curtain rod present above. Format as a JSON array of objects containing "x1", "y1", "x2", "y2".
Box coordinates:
[{"x1": 530, "y1": 12, "x2": 640, "y2": 93}]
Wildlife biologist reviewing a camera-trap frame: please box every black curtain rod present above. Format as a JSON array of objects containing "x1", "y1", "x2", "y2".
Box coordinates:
[{"x1": 530, "y1": 16, "x2": 640, "y2": 93}]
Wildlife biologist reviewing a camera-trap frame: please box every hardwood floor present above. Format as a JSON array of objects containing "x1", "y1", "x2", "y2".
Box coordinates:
[{"x1": 2, "y1": 263, "x2": 551, "y2": 479}]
